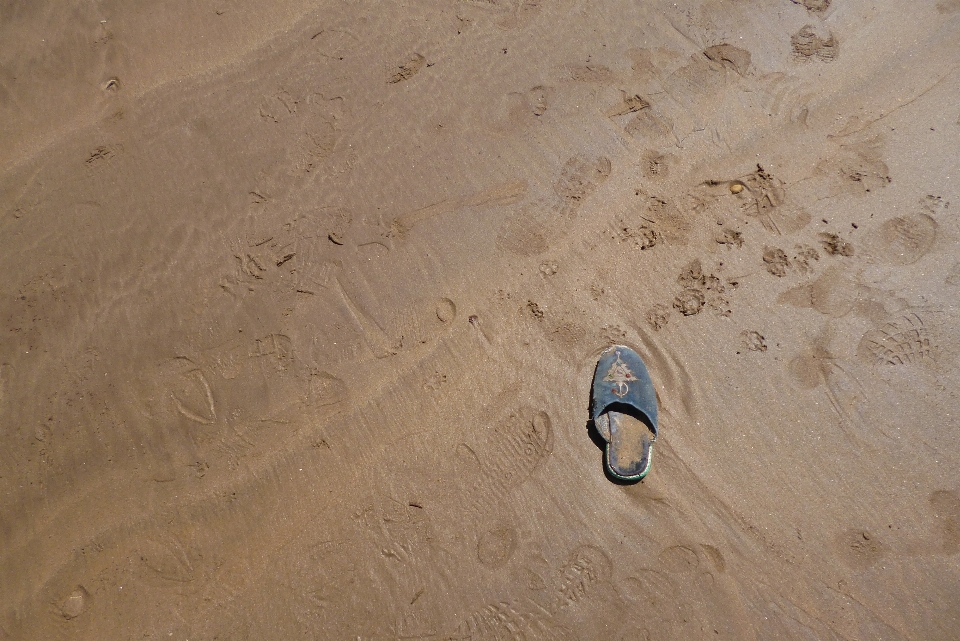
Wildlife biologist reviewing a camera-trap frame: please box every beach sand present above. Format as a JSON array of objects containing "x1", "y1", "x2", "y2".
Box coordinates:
[{"x1": 2, "y1": 1, "x2": 960, "y2": 638}]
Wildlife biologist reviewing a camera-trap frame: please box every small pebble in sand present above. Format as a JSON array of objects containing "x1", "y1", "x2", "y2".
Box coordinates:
[{"x1": 729, "y1": 183, "x2": 744, "y2": 194}]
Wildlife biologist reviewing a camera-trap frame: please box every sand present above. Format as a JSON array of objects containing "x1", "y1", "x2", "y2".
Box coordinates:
[{"x1": 2, "y1": 0, "x2": 960, "y2": 638}]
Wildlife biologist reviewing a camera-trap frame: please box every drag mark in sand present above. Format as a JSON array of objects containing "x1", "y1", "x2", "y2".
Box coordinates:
[
  {"x1": 333, "y1": 275, "x2": 398, "y2": 359},
  {"x1": 391, "y1": 180, "x2": 527, "y2": 237},
  {"x1": 157, "y1": 357, "x2": 217, "y2": 425}
]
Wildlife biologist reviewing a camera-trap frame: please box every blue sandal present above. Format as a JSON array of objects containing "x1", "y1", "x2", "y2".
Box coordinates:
[{"x1": 591, "y1": 345, "x2": 659, "y2": 481}]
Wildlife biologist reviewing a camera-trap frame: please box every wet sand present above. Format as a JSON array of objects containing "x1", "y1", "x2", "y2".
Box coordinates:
[{"x1": 2, "y1": 1, "x2": 960, "y2": 638}]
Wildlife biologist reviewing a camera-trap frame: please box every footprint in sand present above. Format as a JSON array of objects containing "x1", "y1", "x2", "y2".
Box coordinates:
[
  {"x1": 57, "y1": 586, "x2": 91, "y2": 620},
  {"x1": 619, "y1": 569, "x2": 696, "y2": 639},
  {"x1": 553, "y1": 155, "x2": 613, "y2": 217},
  {"x1": 863, "y1": 213, "x2": 937, "y2": 266},
  {"x1": 455, "y1": 407, "x2": 554, "y2": 513},
  {"x1": 857, "y1": 312, "x2": 938, "y2": 367},
  {"x1": 814, "y1": 140, "x2": 891, "y2": 196},
  {"x1": 477, "y1": 525, "x2": 519, "y2": 568},
  {"x1": 496, "y1": 154, "x2": 611, "y2": 256},
  {"x1": 791, "y1": 24, "x2": 839, "y2": 62}
]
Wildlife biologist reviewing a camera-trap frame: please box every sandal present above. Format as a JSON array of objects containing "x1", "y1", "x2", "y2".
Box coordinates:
[{"x1": 591, "y1": 345, "x2": 659, "y2": 481}]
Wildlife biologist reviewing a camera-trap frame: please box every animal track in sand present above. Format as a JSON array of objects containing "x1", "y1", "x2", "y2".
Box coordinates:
[
  {"x1": 422, "y1": 371, "x2": 448, "y2": 392},
  {"x1": 258, "y1": 89, "x2": 298, "y2": 122},
  {"x1": 610, "y1": 216, "x2": 660, "y2": 249},
  {"x1": 83, "y1": 144, "x2": 123, "y2": 174},
  {"x1": 715, "y1": 228, "x2": 744, "y2": 248},
  {"x1": 388, "y1": 53, "x2": 426, "y2": 84},
  {"x1": 673, "y1": 289, "x2": 705, "y2": 316},
  {"x1": 547, "y1": 318, "x2": 588, "y2": 349},
  {"x1": 791, "y1": 0, "x2": 831, "y2": 12},
  {"x1": 737, "y1": 165, "x2": 810, "y2": 235},
  {"x1": 818, "y1": 232, "x2": 854, "y2": 257},
  {"x1": 539, "y1": 261, "x2": 559, "y2": 277},
  {"x1": 601, "y1": 324, "x2": 629, "y2": 344},
  {"x1": 740, "y1": 331, "x2": 768, "y2": 352},
  {"x1": 703, "y1": 44, "x2": 752, "y2": 76},
  {"x1": 793, "y1": 244, "x2": 821, "y2": 273},
  {"x1": 640, "y1": 151, "x2": 671, "y2": 179},
  {"x1": 646, "y1": 304, "x2": 671, "y2": 331},
  {"x1": 834, "y1": 529, "x2": 885, "y2": 571},
  {"x1": 672, "y1": 259, "x2": 734, "y2": 318},
  {"x1": 634, "y1": 189, "x2": 690, "y2": 244},
  {"x1": 764, "y1": 242, "x2": 835, "y2": 278}
]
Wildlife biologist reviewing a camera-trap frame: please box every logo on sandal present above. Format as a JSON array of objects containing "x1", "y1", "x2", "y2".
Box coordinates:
[{"x1": 603, "y1": 350, "x2": 638, "y2": 398}]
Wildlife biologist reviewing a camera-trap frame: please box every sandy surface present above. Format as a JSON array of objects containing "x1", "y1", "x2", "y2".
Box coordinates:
[{"x1": 2, "y1": 0, "x2": 960, "y2": 638}]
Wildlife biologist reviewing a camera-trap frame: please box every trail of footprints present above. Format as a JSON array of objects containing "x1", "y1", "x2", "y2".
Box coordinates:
[
  {"x1": 451, "y1": 545, "x2": 611, "y2": 640},
  {"x1": 452, "y1": 541, "x2": 734, "y2": 640}
]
